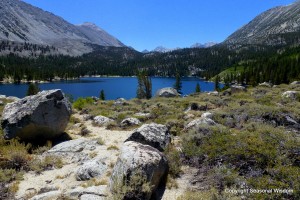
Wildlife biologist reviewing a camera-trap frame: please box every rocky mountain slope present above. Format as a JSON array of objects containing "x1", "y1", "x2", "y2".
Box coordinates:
[
  {"x1": 0, "y1": 0, "x2": 125, "y2": 56},
  {"x1": 224, "y1": 0, "x2": 300, "y2": 45}
]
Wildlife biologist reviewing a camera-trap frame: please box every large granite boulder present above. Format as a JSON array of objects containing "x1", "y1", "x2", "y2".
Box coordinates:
[
  {"x1": 1, "y1": 89, "x2": 72, "y2": 141},
  {"x1": 110, "y1": 141, "x2": 168, "y2": 200},
  {"x1": 125, "y1": 123, "x2": 170, "y2": 151},
  {"x1": 155, "y1": 87, "x2": 180, "y2": 97}
]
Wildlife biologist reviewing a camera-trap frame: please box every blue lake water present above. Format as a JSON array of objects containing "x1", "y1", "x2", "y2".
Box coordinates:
[{"x1": 0, "y1": 77, "x2": 219, "y2": 100}]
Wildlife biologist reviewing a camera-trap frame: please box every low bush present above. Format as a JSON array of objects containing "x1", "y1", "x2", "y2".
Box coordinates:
[
  {"x1": 73, "y1": 97, "x2": 94, "y2": 110},
  {"x1": 111, "y1": 170, "x2": 153, "y2": 200}
]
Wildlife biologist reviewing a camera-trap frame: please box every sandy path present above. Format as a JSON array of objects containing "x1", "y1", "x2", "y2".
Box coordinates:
[{"x1": 16, "y1": 114, "x2": 132, "y2": 199}]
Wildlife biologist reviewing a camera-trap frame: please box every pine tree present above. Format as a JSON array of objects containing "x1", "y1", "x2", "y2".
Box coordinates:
[
  {"x1": 26, "y1": 83, "x2": 40, "y2": 96},
  {"x1": 173, "y1": 71, "x2": 182, "y2": 94},
  {"x1": 195, "y1": 82, "x2": 201, "y2": 93},
  {"x1": 215, "y1": 75, "x2": 220, "y2": 91},
  {"x1": 136, "y1": 71, "x2": 152, "y2": 99},
  {"x1": 99, "y1": 89, "x2": 105, "y2": 100}
]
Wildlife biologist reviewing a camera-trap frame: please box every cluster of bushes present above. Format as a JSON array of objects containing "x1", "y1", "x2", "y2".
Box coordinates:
[{"x1": 73, "y1": 83, "x2": 300, "y2": 199}]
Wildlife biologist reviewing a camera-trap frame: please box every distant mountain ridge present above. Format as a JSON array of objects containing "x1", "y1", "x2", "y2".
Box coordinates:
[
  {"x1": 224, "y1": 0, "x2": 300, "y2": 46},
  {"x1": 191, "y1": 42, "x2": 217, "y2": 48},
  {"x1": 149, "y1": 42, "x2": 217, "y2": 53},
  {"x1": 0, "y1": 0, "x2": 125, "y2": 56}
]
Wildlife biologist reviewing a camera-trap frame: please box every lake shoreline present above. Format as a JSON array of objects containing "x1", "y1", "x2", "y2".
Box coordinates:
[{"x1": 0, "y1": 75, "x2": 207, "y2": 85}]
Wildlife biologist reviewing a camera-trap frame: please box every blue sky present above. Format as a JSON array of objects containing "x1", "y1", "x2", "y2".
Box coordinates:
[{"x1": 23, "y1": 0, "x2": 296, "y2": 51}]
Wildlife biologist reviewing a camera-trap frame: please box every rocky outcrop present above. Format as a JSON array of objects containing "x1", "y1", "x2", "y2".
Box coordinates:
[
  {"x1": 93, "y1": 116, "x2": 113, "y2": 127},
  {"x1": 110, "y1": 141, "x2": 168, "y2": 200},
  {"x1": 76, "y1": 158, "x2": 107, "y2": 181},
  {"x1": 1, "y1": 89, "x2": 72, "y2": 141},
  {"x1": 120, "y1": 118, "x2": 141, "y2": 127},
  {"x1": 155, "y1": 87, "x2": 180, "y2": 97},
  {"x1": 125, "y1": 123, "x2": 170, "y2": 151},
  {"x1": 282, "y1": 91, "x2": 298, "y2": 100}
]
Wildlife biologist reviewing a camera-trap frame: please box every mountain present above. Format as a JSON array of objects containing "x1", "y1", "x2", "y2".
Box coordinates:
[
  {"x1": 152, "y1": 46, "x2": 180, "y2": 53},
  {"x1": 191, "y1": 42, "x2": 217, "y2": 48},
  {"x1": 76, "y1": 22, "x2": 124, "y2": 47},
  {"x1": 0, "y1": 0, "x2": 125, "y2": 56},
  {"x1": 224, "y1": 0, "x2": 300, "y2": 46}
]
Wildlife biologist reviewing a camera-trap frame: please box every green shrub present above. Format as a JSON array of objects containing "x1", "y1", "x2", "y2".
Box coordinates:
[
  {"x1": 112, "y1": 170, "x2": 153, "y2": 200},
  {"x1": 73, "y1": 97, "x2": 94, "y2": 110},
  {"x1": 165, "y1": 145, "x2": 181, "y2": 178},
  {"x1": 0, "y1": 139, "x2": 31, "y2": 170},
  {"x1": 29, "y1": 155, "x2": 64, "y2": 173},
  {"x1": 0, "y1": 169, "x2": 24, "y2": 183}
]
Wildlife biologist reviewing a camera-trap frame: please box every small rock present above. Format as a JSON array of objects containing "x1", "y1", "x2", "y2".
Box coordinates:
[
  {"x1": 120, "y1": 118, "x2": 141, "y2": 127},
  {"x1": 114, "y1": 98, "x2": 127, "y2": 106},
  {"x1": 93, "y1": 116, "x2": 113, "y2": 127},
  {"x1": 48, "y1": 138, "x2": 89, "y2": 153},
  {"x1": 125, "y1": 123, "x2": 170, "y2": 151},
  {"x1": 259, "y1": 82, "x2": 273, "y2": 87},
  {"x1": 0, "y1": 100, "x2": 3, "y2": 106},
  {"x1": 38, "y1": 186, "x2": 58, "y2": 194},
  {"x1": 91, "y1": 96, "x2": 99, "y2": 101},
  {"x1": 201, "y1": 112, "x2": 213, "y2": 119},
  {"x1": 208, "y1": 91, "x2": 219, "y2": 96},
  {"x1": 76, "y1": 158, "x2": 107, "y2": 181},
  {"x1": 0, "y1": 95, "x2": 6, "y2": 99},
  {"x1": 290, "y1": 81, "x2": 300, "y2": 85},
  {"x1": 135, "y1": 112, "x2": 151, "y2": 118},
  {"x1": 185, "y1": 117, "x2": 217, "y2": 130},
  {"x1": 30, "y1": 190, "x2": 61, "y2": 200},
  {"x1": 82, "y1": 114, "x2": 94, "y2": 121},
  {"x1": 282, "y1": 91, "x2": 298, "y2": 100},
  {"x1": 231, "y1": 85, "x2": 247, "y2": 93},
  {"x1": 155, "y1": 87, "x2": 180, "y2": 97},
  {"x1": 46, "y1": 139, "x2": 98, "y2": 163},
  {"x1": 67, "y1": 186, "x2": 107, "y2": 199},
  {"x1": 80, "y1": 194, "x2": 105, "y2": 200}
]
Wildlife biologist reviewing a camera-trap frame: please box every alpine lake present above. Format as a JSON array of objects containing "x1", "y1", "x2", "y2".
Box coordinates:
[{"x1": 0, "y1": 77, "x2": 220, "y2": 100}]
